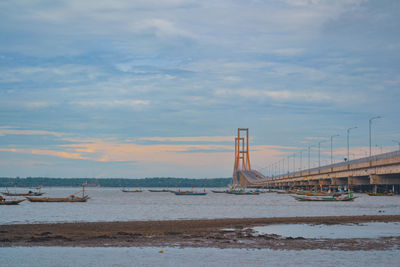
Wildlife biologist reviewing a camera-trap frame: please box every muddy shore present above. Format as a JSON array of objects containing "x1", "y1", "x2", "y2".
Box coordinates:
[{"x1": 1, "y1": 215, "x2": 400, "y2": 250}]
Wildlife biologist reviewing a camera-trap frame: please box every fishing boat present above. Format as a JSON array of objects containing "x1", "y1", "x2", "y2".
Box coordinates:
[
  {"x1": 367, "y1": 192, "x2": 394, "y2": 196},
  {"x1": 211, "y1": 190, "x2": 228, "y2": 193},
  {"x1": 230, "y1": 191, "x2": 260, "y2": 195},
  {"x1": 148, "y1": 189, "x2": 169, "y2": 192},
  {"x1": 0, "y1": 195, "x2": 25, "y2": 205},
  {"x1": 0, "y1": 199, "x2": 25, "y2": 205},
  {"x1": 296, "y1": 191, "x2": 342, "y2": 197},
  {"x1": 1, "y1": 187, "x2": 44, "y2": 196},
  {"x1": 26, "y1": 187, "x2": 89, "y2": 202},
  {"x1": 172, "y1": 190, "x2": 207, "y2": 196},
  {"x1": 293, "y1": 193, "x2": 356, "y2": 201},
  {"x1": 121, "y1": 188, "x2": 142, "y2": 193}
]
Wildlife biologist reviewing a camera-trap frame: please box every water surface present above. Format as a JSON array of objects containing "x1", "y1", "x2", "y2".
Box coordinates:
[
  {"x1": 1, "y1": 247, "x2": 400, "y2": 267},
  {"x1": 1, "y1": 187, "x2": 400, "y2": 224}
]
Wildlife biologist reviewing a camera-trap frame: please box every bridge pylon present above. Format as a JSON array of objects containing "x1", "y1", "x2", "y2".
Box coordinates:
[{"x1": 233, "y1": 128, "x2": 251, "y2": 186}]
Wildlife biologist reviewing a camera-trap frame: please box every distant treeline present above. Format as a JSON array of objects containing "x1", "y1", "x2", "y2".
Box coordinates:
[{"x1": 0, "y1": 177, "x2": 232, "y2": 188}]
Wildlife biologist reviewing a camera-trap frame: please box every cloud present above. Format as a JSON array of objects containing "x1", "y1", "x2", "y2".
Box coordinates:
[
  {"x1": 71, "y1": 99, "x2": 150, "y2": 108},
  {"x1": 140, "y1": 136, "x2": 233, "y2": 143},
  {"x1": 0, "y1": 127, "x2": 65, "y2": 138}
]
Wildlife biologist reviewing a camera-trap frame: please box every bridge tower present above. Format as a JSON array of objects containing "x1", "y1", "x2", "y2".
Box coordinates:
[{"x1": 232, "y1": 128, "x2": 251, "y2": 185}]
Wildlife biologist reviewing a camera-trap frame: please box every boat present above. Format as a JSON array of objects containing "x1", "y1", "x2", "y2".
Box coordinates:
[
  {"x1": 173, "y1": 191, "x2": 207, "y2": 196},
  {"x1": 293, "y1": 193, "x2": 356, "y2": 201},
  {"x1": 2, "y1": 191, "x2": 44, "y2": 197},
  {"x1": 121, "y1": 188, "x2": 142, "y2": 193},
  {"x1": 0, "y1": 199, "x2": 25, "y2": 205},
  {"x1": 367, "y1": 192, "x2": 394, "y2": 196},
  {"x1": 1, "y1": 187, "x2": 44, "y2": 196},
  {"x1": 26, "y1": 187, "x2": 89, "y2": 202},
  {"x1": 211, "y1": 190, "x2": 228, "y2": 193},
  {"x1": 296, "y1": 191, "x2": 342, "y2": 197},
  {"x1": 230, "y1": 191, "x2": 260, "y2": 195},
  {"x1": 148, "y1": 189, "x2": 170, "y2": 192},
  {"x1": 0, "y1": 195, "x2": 25, "y2": 205}
]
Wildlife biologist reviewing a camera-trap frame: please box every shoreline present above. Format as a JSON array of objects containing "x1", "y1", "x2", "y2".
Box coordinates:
[{"x1": 1, "y1": 215, "x2": 400, "y2": 250}]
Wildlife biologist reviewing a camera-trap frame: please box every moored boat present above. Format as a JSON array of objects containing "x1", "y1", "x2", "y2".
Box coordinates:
[
  {"x1": 121, "y1": 189, "x2": 142, "y2": 193},
  {"x1": 230, "y1": 191, "x2": 260, "y2": 195},
  {"x1": 148, "y1": 189, "x2": 169, "y2": 192},
  {"x1": 26, "y1": 187, "x2": 89, "y2": 202},
  {"x1": 0, "y1": 195, "x2": 25, "y2": 205},
  {"x1": 173, "y1": 191, "x2": 207, "y2": 196},
  {"x1": 293, "y1": 194, "x2": 356, "y2": 201},
  {"x1": 26, "y1": 196, "x2": 89, "y2": 202},
  {"x1": 2, "y1": 191, "x2": 44, "y2": 197},
  {"x1": 211, "y1": 190, "x2": 228, "y2": 193},
  {"x1": 367, "y1": 192, "x2": 394, "y2": 196}
]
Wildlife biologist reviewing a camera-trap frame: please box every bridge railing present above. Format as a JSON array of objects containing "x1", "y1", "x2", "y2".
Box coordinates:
[{"x1": 260, "y1": 150, "x2": 400, "y2": 181}]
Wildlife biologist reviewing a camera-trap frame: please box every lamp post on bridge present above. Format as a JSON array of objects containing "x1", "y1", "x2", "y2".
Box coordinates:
[
  {"x1": 292, "y1": 153, "x2": 296, "y2": 173},
  {"x1": 318, "y1": 140, "x2": 326, "y2": 168},
  {"x1": 369, "y1": 116, "x2": 381, "y2": 157},
  {"x1": 347, "y1": 126, "x2": 357, "y2": 161},
  {"x1": 308, "y1": 145, "x2": 315, "y2": 170},
  {"x1": 393, "y1": 140, "x2": 400, "y2": 151},
  {"x1": 299, "y1": 149, "x2": 306, "y2": 171},
  {"x1": 330, "y1": 134, "x2": 339, "y2": 165}
]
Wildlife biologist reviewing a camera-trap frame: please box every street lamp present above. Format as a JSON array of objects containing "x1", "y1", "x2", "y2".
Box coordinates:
[
  {"x1": 369, "y1": 116, "x2": 381, "y2": 157},
  {"x1": 392, "y1": 140, "x2": 400, "y2": 151},
  {"x1": 308, "y1": 145, "x2": 315, "y2": 170},
  {"x1": 330, "y1": 134, "x2": 339, "y2": 165},
  {"x1": 299, "y1": 149, "x2": 306, "y2": 171},
  {"x1": 318, "y1": 140, "x2": 326, "y2": 168},
  {"x1": 347, "y1": 126, "x2": 357, "y2": 161}
]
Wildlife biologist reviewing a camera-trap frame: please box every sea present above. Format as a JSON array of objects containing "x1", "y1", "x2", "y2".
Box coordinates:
[{"x1": 1, "y1": 187, "x2": 400, "y2": 266}]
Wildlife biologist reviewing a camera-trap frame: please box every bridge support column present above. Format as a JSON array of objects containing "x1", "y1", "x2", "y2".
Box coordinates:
[{"x1": 370, "y1": 174, "x2": 400, "y2": 185}]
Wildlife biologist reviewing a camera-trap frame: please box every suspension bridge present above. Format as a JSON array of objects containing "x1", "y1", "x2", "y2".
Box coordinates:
[{"x1": 232, "y1": 128, "x2": 400, "y2": 191}]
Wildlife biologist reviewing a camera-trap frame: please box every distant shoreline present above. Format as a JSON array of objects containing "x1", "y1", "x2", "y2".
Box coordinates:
[
  {"x1": 1, "y1": 215, "x2": 400, "y2": 249},
  {"x1": 0, "y1": 177, "x2": 232, "y2": 188}
]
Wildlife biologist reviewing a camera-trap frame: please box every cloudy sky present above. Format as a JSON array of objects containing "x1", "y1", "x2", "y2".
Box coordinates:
[{"x1": 0, "y1": 0, "x2": 399, "y2": 178}]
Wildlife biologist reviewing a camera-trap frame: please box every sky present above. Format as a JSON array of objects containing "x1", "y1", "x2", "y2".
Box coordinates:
[{"x1": 0, "y1": 0, "x2": 399, "y2": 178}]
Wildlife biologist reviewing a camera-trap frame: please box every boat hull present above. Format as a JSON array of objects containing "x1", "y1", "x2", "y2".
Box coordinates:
[
  {"x1": 293, "y1": 196, "x2": 356, "y2": 201},
  {"x1": 0, "y1": 199, "x2": 25, "y2": 205},
  {"x1": 26, "y1": 196, "x2": 89, "y2": 202},
  {"x1": 173, "y1": 192, "x2": 207, "y2": 196},
  {"x1": 2, "y1": 192, "x2": 44, "y2": 196}
]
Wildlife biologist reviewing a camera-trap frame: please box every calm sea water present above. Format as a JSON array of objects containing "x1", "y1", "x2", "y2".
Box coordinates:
[
  {"x1": 1, "y1": 187, "x2": 400, "y2": 225},
  {"x1": 1, "y1": 247, "x2": 400, "y2": 267}
]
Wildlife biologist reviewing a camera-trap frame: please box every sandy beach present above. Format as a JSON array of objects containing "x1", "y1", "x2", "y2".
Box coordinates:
[{"x1": 1, "y1": 215, "x2": 400, "y2": 250}]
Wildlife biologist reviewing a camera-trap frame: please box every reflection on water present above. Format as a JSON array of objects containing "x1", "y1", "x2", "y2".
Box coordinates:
[
  {"x1": 253, "y1": 222, "x2": 400, "y2": 239},
  {"x1": 1, "y1": 187, "x2": 400, "y2": 224},
  {"x1": 1, "y1": 247, "x2": 400, "y2": 267}
]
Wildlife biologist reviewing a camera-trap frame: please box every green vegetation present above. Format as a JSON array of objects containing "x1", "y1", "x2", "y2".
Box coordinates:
[{"x1": 0, "y1": 177, "x2": 232, "y2": 188}]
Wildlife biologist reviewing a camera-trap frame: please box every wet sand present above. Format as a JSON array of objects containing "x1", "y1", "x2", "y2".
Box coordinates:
[{"x1": 1, "y1": 215, "x2": 400, "y2": 250}]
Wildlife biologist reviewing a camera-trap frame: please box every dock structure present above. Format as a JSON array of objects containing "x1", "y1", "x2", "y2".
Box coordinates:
[{"x1": 233, "y1": 128, "x2": 400, "y2": 191}]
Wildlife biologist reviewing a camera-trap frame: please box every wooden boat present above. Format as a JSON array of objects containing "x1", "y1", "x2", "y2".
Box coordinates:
[
  {"x1": 2, "y1": 187, "x2": 44, "y2": 196},
  {"x1": 211, "y1": 190, "x2": 228, "y2": 193},
  {"x1": 293, "y1": 194, "x2": 356, "y2": 201},
  {"x1": 26, "y1": 187, "x2": 89, "y2": 202},
  {"x1": 2, "y1": 191, "x2": 44, "y2": 197},
  {"x1": 26, "y1": 196, "x2": 89, "y2": 202},
  {"x1": 121, "y1": 189, "x2": 142, "y2": 193},
  {"x1": 231, "y1": 191, "x2": 260, "y2": 195},
  {"x1": 0, "y1": 198, "x2": 25, "y2": 205},
  {"x1": 148, "y1": 189, "x2": 169, "y2": 192},
  {"x1": 296, "y1": 191, "x2": 342, "y2": 197},
  {"x1": 173, "y1": 191, "x2": 207, "y2": 196},
  {"x1": 367, "y1": 192, "x2": 394, "y2": 196}
]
